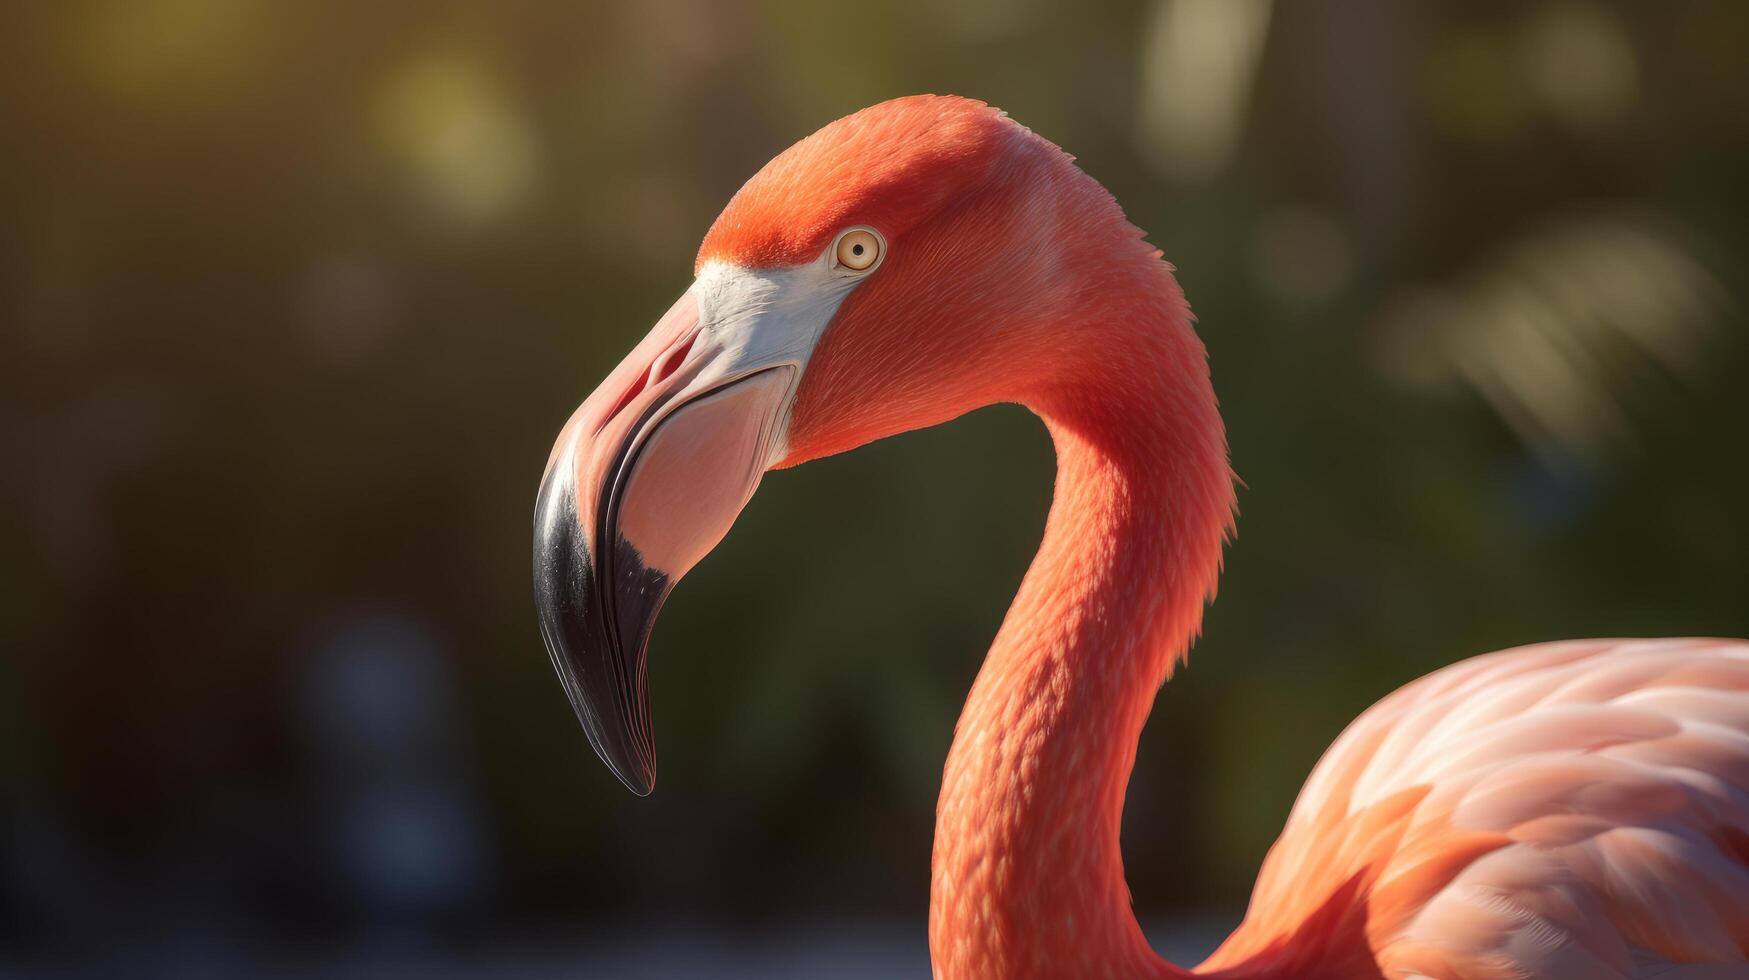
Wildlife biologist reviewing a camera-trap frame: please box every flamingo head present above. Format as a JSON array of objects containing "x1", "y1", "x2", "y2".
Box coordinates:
[{"x1": 534, "y1": 95, "x2": 1166, "y2": 793}]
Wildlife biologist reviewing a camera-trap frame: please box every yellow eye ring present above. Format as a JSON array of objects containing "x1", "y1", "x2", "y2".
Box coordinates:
[{"x1": 833, "y1": 227, "x2": 885, "y2": 272}]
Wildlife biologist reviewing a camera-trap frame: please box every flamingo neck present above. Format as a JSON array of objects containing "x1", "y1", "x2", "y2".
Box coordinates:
[{"x1": 928, "y1": 289, "x2": 1232, "y2": 980}]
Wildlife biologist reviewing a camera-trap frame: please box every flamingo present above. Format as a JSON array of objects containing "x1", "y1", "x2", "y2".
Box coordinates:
[{"x1": 532, "y1": 96, "x2": 1749, "y2": 979}]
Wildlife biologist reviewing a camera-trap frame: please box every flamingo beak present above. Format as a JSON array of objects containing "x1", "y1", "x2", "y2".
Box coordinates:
[{"x1": 533, "y1": 288, "x2": 795, "y2": 795}]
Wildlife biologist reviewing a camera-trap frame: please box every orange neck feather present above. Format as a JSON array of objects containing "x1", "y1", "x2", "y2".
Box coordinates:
[{"x1": 928, "y1": 277, "x2": 1235, "y2": 979}]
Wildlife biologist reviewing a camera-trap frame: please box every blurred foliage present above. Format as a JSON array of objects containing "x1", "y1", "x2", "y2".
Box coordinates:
[{"x1": 3, "y1": 0, "x2": 1748, "y2": 966}]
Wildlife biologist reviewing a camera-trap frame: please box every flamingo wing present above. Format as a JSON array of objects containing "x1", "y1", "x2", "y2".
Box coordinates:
[{"x1": 1197, "y1": 638, "x2": 1749, "y2": 979}]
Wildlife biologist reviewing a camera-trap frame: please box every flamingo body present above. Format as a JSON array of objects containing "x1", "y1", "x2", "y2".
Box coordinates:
[
  {"x1": 1205, "y1": 638, "x2": 1749, "y2": 978},
  {"x1": 532, "y1": 95, "x2": 1749, "y2": 978}
]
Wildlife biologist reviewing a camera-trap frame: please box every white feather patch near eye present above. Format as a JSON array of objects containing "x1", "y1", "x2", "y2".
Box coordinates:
[{"x1": 690, "y1": 241, "x2": 874, "y2": 464}]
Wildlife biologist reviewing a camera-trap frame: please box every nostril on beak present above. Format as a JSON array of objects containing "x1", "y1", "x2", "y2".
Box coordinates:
[
  {"x1": 653, "y1": 334, "x2": 696, "y2": 384},
  {"x1": 593, "y1": 332, "x2": 701, "y2": 440},
  {"x1": 597, "y1": 371, "x2": 649, "y2": 438}
]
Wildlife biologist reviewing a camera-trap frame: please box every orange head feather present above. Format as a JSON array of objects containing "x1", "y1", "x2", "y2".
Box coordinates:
[{"x1": 697, "y1": 95, "x2": 1189, "y2": 468}]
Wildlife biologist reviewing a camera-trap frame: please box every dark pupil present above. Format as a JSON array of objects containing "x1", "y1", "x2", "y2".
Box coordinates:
[{"x1": 852, "y1": 243, "x2": 864, "y2": 255}]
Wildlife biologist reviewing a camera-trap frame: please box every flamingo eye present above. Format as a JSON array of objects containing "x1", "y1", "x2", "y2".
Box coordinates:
[{"x1": 833, "y1": 227, "x2": 884, "y2": 273}]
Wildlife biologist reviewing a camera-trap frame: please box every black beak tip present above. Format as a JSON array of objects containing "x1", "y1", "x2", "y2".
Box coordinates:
[
  {"x1": 611, "y1": 761, "x2": 655, "y2": 797},
  {"x1": 557, "y1": 669, "x2": 659, "y2": 797},
  {"x1": 576, "y1": 692, "x2": 658, "y2": 797},
  {"x1": 533, "y1": 461, "x2": 663, "y2": 798}
]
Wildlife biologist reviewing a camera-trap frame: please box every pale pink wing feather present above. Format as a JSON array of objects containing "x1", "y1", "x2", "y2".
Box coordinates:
[{"x1": 1196, "y1": 638, "x2": 1749, "y2": 979}]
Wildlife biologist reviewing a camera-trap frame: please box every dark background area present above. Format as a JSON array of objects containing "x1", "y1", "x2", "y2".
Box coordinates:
[{"x1": 3, "y1": 0, "x2": 1747, "y2": 976}]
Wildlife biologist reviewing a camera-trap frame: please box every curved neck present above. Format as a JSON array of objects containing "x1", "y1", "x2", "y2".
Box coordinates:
[{"x1": 928, "y1": 293, "x2": 1232, "y2": 979}]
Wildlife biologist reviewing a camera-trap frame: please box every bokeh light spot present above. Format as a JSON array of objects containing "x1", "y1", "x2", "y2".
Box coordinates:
[{"x1": 374, "y1": 53, "x2": 539, "y2": 226}]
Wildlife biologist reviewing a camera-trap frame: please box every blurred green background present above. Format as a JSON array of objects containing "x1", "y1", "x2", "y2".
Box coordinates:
[{"x1": 4, "y1": 0, "x2": 1747, "y2": 975}]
